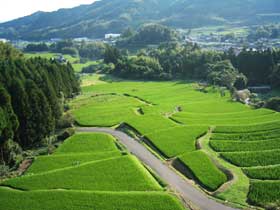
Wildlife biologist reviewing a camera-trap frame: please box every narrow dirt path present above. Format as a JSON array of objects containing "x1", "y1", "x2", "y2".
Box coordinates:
[{"x1": 76, "y1": 127, "x2": 239, "y2": 210}]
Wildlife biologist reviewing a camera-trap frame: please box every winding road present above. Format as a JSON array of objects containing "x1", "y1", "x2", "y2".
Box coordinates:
[{"x1": 76, "y1": 127, "x2": 239, "y2": 210}]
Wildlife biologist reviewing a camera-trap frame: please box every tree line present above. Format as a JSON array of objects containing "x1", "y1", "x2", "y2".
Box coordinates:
[
  {"x1": 226, "y1": 48, "x2": 280, "y2": 86},
  {"x1": 103, "y1": 42, "x2": 280, "y2": 89},
  {"x1": 247, "y1": 24, "x2": 280, "y2": 41},
  {"x1": 24, "y1": 40, "x2": 106, "y2": 61},
  {"x1": 0, "y1": 43, "x2": 80, "y2": 167}
]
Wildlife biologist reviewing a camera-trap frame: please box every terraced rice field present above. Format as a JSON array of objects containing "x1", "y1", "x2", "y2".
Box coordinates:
[
  {"x1": 176, "y1": 151, "x2": 227, "y2": 191},
  {"x1": 69, "y1": 75, "x2": 280, "y2": 209},
  {"x1": 0, "y1": 133, "x2": 185, "y2": 210},
  {"x1": 211, "y1": 122, "x2": 280, "y2": 208}
]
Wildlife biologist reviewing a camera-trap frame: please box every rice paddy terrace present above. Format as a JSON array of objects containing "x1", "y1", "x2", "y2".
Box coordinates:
[
  {"x1": 1, "y1": 75, "x2": 279, "y2": 210},
  {"x1": 0, "y1": 133, "x2": 185, "y2": 210},
  {"x1": 70, "y1": 76, "x2": 280, "y2": 209}
]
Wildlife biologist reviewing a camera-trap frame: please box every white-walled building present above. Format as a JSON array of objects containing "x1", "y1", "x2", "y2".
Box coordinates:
[{"x1": 105, "y1": 33, "x2": 121, "y2": 40}]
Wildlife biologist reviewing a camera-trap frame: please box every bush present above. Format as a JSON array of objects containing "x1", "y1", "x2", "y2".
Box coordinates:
[
  {"x1": 3, "y1": 140, "x2": 23, "y2": 167},
  {"x1": 56, "y1": 113, "x2": 74, "y2": 129},
  {"x1": 99, "y1": 63, "x2": 115, "y2": 74},
  {"x1": 234, "y1": 74, "x2": 248, "y2": 90},
  {"x1": 81, "y1": 64, "x2": 97, "y2": 74},
  {"x1": 57, "y1": 128, "x2": 75, "y2": 141},
  {"x1": 24, "y1": 43, "x2": 49, "y2": 52},
  {"x1": 64, "y1": 104, "x2": 70, "y2": 112},
  {"x1": 265, "y1": 97, "x2": 280, "y2": 112},
  {"x1": 61, "y1": 47, "x2": 78, "y2": 56},
  {"x1": 0, "y1": 164, "x2": 10, "y2": 177}
]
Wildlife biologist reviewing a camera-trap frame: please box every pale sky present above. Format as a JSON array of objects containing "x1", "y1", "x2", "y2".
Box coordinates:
[{"x1": 0, "y1": 0, "x2": 96, "y2": 22}]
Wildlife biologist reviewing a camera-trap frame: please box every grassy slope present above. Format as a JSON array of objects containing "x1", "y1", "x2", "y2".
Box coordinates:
[{"x1": 0, "y1": 188, "x2": 185, "y2": 210}]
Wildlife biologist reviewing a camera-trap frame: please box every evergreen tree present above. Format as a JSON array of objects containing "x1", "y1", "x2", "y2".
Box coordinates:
[
  {"x1": 25, "y1": 80, "x2": 54, "y2": 146},
  {"x1": 0, "y1": 85, "x2": 18, "y2": 164},
  {"x1": 9, "y1": 79, "x2": 31, "y2": 147}
]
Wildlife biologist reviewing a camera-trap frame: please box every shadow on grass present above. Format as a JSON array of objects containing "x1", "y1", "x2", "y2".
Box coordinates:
[{"x1": 99, "y1": 74, "x2": 125, "y2": 83}]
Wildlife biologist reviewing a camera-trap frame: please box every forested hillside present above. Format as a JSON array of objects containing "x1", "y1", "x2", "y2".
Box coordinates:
[
  {"x1": 0, "y1": 0, "x2": 280, "y2": 40},
  {"x1": 0, "y1": 43, "x2": 80, "y2": 167}
]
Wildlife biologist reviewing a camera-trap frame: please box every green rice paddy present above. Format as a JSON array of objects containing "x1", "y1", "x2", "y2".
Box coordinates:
[
  {"x1": 69, "y1": 74, "x2": 280, "y2": 208},
  {"x1": 212, "y1": 123, "x2": 280, "y2": 207},
  {"x1": 0, "y1": 132, "x2": 185, "y2": 210}
]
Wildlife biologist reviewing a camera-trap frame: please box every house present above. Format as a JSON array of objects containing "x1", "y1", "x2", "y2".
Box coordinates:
[
  {"x1": 105, "y1": 33, "x2": 121, "y2": 40},
  {"x1": 248, "y1": 86, "x2": 271, "y2": 94},
  {"x1": 233, "y1": 89, "x2": 251, "y2": 104},
  {"x1": 73, "y1": 37, "x2": 90, "y2": 42},
  {"x1": 56, "y1": 55, "x2": 67, "y2": 63},
  {"x1": 50, "y1": 38, "x2": 62, "y2": 43}
]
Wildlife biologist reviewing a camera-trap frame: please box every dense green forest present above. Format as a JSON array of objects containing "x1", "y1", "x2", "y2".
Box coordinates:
[
  {"x1": 247, "y1": 24, "x2": 280, "y2": 41},
  {"x1": 0, "y1": 0, "x2": 280, "y2": 40},
  {"x1": 0, "y1": 43, "x2": 80, "y2": 167},
  {"x1": 103, "y1": 43, "x2": 280, "y2": 88},
  {"x1": 117, "y1": 24, "x2": 180, "y2": 47}
]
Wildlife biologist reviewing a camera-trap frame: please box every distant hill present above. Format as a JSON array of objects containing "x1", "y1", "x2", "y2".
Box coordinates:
[{"x1": 0, "y1": 0, "x2": 280, "y2": 41}]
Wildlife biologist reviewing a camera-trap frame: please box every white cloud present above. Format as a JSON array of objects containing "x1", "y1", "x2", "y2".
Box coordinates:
[{"x1": 0, "y1": 0, "x2": 96, "y2": 22}]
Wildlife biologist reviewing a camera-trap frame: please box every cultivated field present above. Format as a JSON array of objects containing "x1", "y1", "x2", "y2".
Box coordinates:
[
  {"x1": 69, "y1": 75, "x2": 280, "y2": 209},
  {"x1": 211, "y1": 122, "x2": 280, "y2": 208},
  {"x1": 0, "y1": 133, "x2": 185, "y2": 210},
  {"x1": 25, "y1": 52, "x2": 99, "y2": 72}
]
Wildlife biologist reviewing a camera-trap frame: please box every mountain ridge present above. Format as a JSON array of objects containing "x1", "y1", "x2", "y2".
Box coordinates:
[{"x1": 0, "y1": 0, "x2": 280, "y2": 40}]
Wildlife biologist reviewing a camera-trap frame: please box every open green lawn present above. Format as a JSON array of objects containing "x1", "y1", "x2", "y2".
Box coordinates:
[{"x1": 69, "y1": 74, "x2": 280, "y2": 208}]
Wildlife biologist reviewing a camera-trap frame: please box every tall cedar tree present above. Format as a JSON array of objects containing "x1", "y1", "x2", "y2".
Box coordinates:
[{"x1": 0, "y1": 43, "x2": 80, "y2": 165}]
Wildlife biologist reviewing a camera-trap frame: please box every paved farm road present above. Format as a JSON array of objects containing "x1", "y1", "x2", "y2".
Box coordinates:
[{"x1": 76, "y1": 127, "x2": 239, "y2": 210}]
